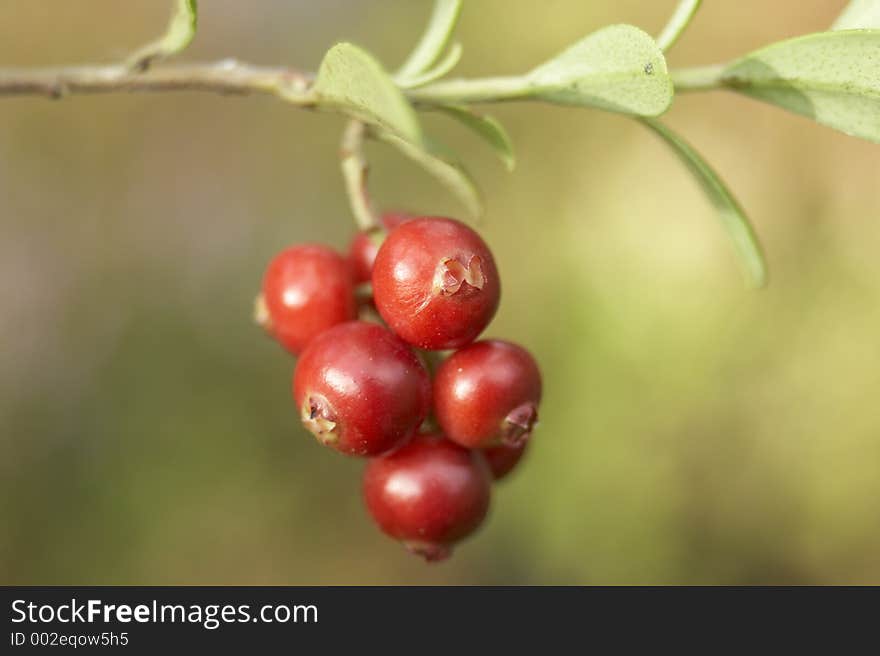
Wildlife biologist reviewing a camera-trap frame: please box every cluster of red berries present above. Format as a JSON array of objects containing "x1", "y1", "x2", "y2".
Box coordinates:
[{"x1": 256, "y1": 214, "x2": 542, "y2": 561}]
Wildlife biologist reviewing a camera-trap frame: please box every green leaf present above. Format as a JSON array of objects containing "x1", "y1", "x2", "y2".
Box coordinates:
[
  {"x1": 721, "y1": 30, "x2": 880, "y2": 143},
  {"x1": 433, "y1": 105, "x2": 515, "y2": 170},
  {"x1": 832, "y1": 0, "x2": 880, "y2": 29},
  {"x1": 314, "y1": 43, "x2": 423, "y2": 146},
  {"x1": 526, "y1": 24, "x2": 673, "y2": 117},
  {"x1": 641, "y1": 118, "x2": 767, "y2": 288},
  {"x1": 397, "y1": 0, "x2": 463, "y2": 81},
  {"x1": 373, "y1": 129, "x2": 483, "y2": 220},
  {"x1": 127, "y1": 0, "x2": 198, "y2": 70},
  {"x1": 656, "y1": 0, "x2": 703, "y2": 52},
  {"x1": 397, "y1": 43, "x2": 463, "y2": 89}
]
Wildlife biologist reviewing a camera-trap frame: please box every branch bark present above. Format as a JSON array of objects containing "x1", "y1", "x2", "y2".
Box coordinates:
[{"x1": 0, "y1": 60, "x2": 316, "y2": 104}]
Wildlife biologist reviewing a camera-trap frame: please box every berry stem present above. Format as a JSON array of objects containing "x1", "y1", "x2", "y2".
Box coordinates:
[
  {"x1": 417, "y1": 348, "x2": 446, "y2": 377},
  {"x1": 340, "y1": 120, "x2": 380, "y2": 231}
]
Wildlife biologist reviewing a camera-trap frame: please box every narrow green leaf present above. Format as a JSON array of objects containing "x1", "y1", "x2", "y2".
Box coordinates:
[
  {"x1": 433, "y1": 105, "x2": 515, "y2": 170},
  {"x1": 656, "y1": 0, "x2": 703, "y2": 52},
  {"x1": 397, "y1": 43, "x2": 463, "y2": 89},
  {"x1": 832, "y1": 0, "x2": 880, "y2": 29},
  {"x1": 127, "y1": 0, "x2": 198, "y2": 70},
  {"x1": 526, "y1": 24, "x2": 673, "y2": 117},
  {"x1": 373, "y1": 129, "x2": 483, "y2": 220},
  {"x1": 721, "y1": 30, "x2": 880, "y2": 142},
  {"x1": 641, "y1": 118, "x2": 767, "y2": 288},
  {"x1": 314, "y1": 43, "x2": 423, "y2": 146},
  {"x1": 397, "y1": 0, "x2": 463, "y2": 81}
]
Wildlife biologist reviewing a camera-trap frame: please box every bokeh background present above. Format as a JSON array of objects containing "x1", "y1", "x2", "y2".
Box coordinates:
[{"x1": 2, "y1": 0, "x2": 879, "y2": 585}]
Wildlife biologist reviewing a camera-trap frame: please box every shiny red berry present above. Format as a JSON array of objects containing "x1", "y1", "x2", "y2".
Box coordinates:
[
  {"x1": 293, "y1": 321, "x2": 431, "y2": 457},
  {"x1": 363, "y1": 433, "x2": 492, "y2": 561},
  {"x1": 482, "y1": 441, "x2": 528, "y2": 481},
  {"x1": 433, "y1": 339, "x2": 542, "y2": 449},
  {"x1": 372, "y1": 217, "x2": 500, "y2": 350},
  {"x1": 258, "y1": 244, "x2": 356, "y2": 354},
  {"x1": 348, "y1": 212, "x2": 413, "y2": 284}
]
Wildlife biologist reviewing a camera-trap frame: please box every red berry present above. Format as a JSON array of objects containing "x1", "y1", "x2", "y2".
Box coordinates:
[
  {"x1": 433, "y1": 340, "x2": 542, "y2": 449},
  {"x1": 259, "y1": 244, "x2": 356, "y2": 354},
  {"x1": 293, "y1": 321, "x2": 431, "y2": 457},
  {"x1": 348, "y1": 212, "x2": 413, "y2": 284},
  {"x1": 482, "y1": 441, "x2": 528, "y2": 481},
  {"x1": 363, "y1": 433, "x2": 492, "y2": 561},
  {"x1": 372, "y1": 217, "x2": 500, "y2": 350}
]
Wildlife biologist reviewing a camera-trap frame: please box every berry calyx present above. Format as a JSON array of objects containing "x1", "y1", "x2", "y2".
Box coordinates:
[
  {"x1": 434, "y1": 255, "x2": 486, "y2": 295},
  {"x1": 433, "y1": 339, "x2": 542, "y2": 449},
  {"x1": 302, "y1": 394, "x2": 338, "y2": 445},
  {"x1": 260, "y1": 244, "x2": 356, "y2": 354},
  {"x1": 372, "y1": 217, "x2": 500, "y2": 350},
  {"x1": 293, "y1": 321, "x2": 431, "y2": 456},
  {"x1": 482, "y1": 441, "x2": 528, "y2": 481},
  {"x1": 362, "y1": 433, "x2": 492, "y2": 561},
  {"x1": 348, "y1": 211, "x2": 413, "y2": 284},
  {"x1": 502, "y1": 402, "x2": 539, "y2": 447}
]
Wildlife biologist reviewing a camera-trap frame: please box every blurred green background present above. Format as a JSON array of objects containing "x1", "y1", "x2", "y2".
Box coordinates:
[{"x1": 2, "y1": 0, "x2": 879, "y2": 585}]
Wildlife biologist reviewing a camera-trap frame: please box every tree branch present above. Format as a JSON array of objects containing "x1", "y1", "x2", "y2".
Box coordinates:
[{"x1": 0, "y1": 60, "x2": 316, "y2": 104}]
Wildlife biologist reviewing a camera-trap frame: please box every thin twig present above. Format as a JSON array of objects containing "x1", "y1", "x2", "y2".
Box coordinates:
[
  {"x1": 0, "y1": 61, "x2": 315, "y2": 103},
  {"x1": 670, "y1": 64, "x2": 727, "y2": 92},
  {"x1": 0, "y1": 60, "x2": 729, "y2": 104}
]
